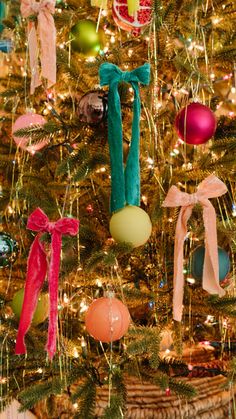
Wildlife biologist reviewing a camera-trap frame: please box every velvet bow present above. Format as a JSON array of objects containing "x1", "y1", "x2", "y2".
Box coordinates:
[
  {"x1": 99, "y1": 62, "x2": 150, "y2": 212},
  {"x1": 162, "y1": 174, "x2": 227, "y2": 322},
  {"x1": 15, "y1": 208, "x2": 79, "y2": 359},
  {"x1": 21, "y1": 0, "x2": 56, "y2": 94}
]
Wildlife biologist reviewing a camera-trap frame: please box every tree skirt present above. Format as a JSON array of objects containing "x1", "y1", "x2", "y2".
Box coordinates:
[{"x1": 34, "y1": 375, "x2": 235, "y2": 419}]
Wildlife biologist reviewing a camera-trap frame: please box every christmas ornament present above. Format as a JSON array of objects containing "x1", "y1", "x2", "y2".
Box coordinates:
[
  {"x1": 20, "y1": 0, "x2": 56, "y2": 94},
  {"x1": 0, "y1": 232, "x2": 19, "y2": 268},
  {"x1": 162, "y1": 174, "x2": 227, "y2": 322},
  {"x1": 85, "y1": 295, "x2": 130, "y2": 342},
  {"x1": 112, "y1": 0, "x2": 152, "y2": 34},
  {"x1": 109, "y1": 205, "x2": 152, "y2": 247},
  {"x1": 12, "y1": 113, "x2": 48, "y2": 153},
  {"x1": 175, "y1": 102, "x2": 217, "y2": 145},
  {"x1": 99, "y1": 62, "x2": 150, "y2": 212},
  {"x1": 0, "y1": 39, "x2": 13, "y2": 53},
  {"x1": 15, "y1": 208, "x2": 79, "y2": 359},
  {"x1": 175, "y1": 103, "x2": 216, "y2": 145},
  {"x1": 12, "y1": 289, "x2": 49, "y2": 325},
  {"x1": 70, "y1": 20, "x2": 104, "y2": 56},
  {"x1": 78, "y1": 90, "x2": 107, "y2": 124},
  {"x1": 191, "y1": 246, "x2": 230, "y2": 283}
]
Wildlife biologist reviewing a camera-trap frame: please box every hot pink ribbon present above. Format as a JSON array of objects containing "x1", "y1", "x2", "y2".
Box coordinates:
[
  {"x1": 15, "y1": 208, "x2": 79, "y2": 359},
  {"x1": 21, "y1": 0, "x2": 56, "y2": 94},
  {"x1": 162, "y1": 174, "x2": 227, "y2": 322}
]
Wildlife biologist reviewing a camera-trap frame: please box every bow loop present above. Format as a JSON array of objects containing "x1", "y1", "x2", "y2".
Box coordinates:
[
  {"x1": 99, "y1": 62, "x2": 150, "y2": 87},
  {"x1": 27, "y1": 207, "x2": 49, "y2": 232}
]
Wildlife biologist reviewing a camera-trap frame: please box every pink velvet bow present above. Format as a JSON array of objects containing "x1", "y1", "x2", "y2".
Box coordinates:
[
  {"x1": 15, "y1": 208, "x2": 79, "y2": 359},
  {"x1": 162, "y1": 174, "x2": 227, "y2": 322},
  {"x1": 21, "y1": 0, "x2": 56, "y2": 94}
]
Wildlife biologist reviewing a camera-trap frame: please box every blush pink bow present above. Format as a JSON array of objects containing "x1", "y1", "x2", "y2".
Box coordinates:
[
  {"x1": 21, "y1": 0, "x2": 56, "y2": 94},
  {"x1": 162, "y1": 174, "x2": 227, "y2": 322},
  {"x1": 15, "y1": 208, "x2": 79, "y2": 359}
]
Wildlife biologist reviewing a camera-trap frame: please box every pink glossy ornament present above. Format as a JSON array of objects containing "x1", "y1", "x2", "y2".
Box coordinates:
[
  {"x1": 175, "y1": 103, "x2": 217, "y2": 145},
  {"x1": 85, "y1": 296, "x2": 130, "y2": 342},
  {"x1": 12, "y1": 113, "x2": 48, "y2": 154}
]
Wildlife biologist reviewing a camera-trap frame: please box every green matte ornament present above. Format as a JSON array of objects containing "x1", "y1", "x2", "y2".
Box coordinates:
[
  {"x1": 11, "y1": 289, "x2": 49, "y2": 325},
  {"x1": 0, "y1": 232, "x2": 19, "y2": 268},
  {"x1": 70, "y1": 20, "x2": 104, "y2": 56},
  {"x1": 191, "y1": 246, "x2": 230, "y2": 283}
]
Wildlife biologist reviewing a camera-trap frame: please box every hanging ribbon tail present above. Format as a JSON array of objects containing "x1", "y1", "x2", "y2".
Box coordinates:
[
  {"x1": 173, "y1": 206, "x2": 193, "y2": 322},
  {"x1": 28, "y1": 23, "x2": 41, "y2": 95},
  {"x1": 38, "y1": 8, "x2": 56, "y2": 89},
  {"x1": 15, "y1": 235, "x2": 47, "y2": 354},
  {"x1": 45, "y1": 231, "x2": 61, "y2": 360},
  {"x1": 202, "y1": 202, "x2": 225, "y2": 298}
]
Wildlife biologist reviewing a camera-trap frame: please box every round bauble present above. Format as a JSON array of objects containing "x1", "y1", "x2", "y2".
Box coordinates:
[
  {"x1": 112, "y1": 0, "x2": 152, "y2": 34},
  {"x1": 0, "y1": 232, "x2": 19, "y2": 268},
  {"x1": 109, "y1": 205, "x2": 152, "y2": 248},
  {"x1": 12, "y1": 113, "x2": 48, "y2": 154},
  {"x1": 78, "y1": 90, "x2": 107, "y2": 124},
  {"x1": 70, "y1": 20, "x2": 104, "y2": 56},
  {"x1": 175, "y1": 103, "x2": 217, "y2": 145},
  {"x1": 11, "y1": 289, "x2": 49, "y2": 325},
  {"x1": 85, "y1": 296, "x2": 130, "y2": 342},
  {"x1": 191, "y1": 246, "x2": 230, "y2": 283}
]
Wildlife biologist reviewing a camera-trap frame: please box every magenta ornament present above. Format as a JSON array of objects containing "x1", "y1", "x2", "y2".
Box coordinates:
[
  {"x1": 12, "y1": 113, "x2": 48, "y2": 154},
  {"x1": 175, "y1": 103, "x2": 217, "y2": 145}
]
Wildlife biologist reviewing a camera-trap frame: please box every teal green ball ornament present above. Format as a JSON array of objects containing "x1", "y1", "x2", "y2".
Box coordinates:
[
  {"x1": 70, "y1": 20, "x2": 104, "y2": 56},
  {"x1": 0, "y1": 1, "x2": 6, "y2": 34},
  {"x1": 0, "y1": 232, "x2": 19, "y2": 268},
  {"x1": 11, "y1": 289, "x2": 49, "y2": 325},
  {"x1": 191, "y1": 246, "x2": 230, "y2": 283}
]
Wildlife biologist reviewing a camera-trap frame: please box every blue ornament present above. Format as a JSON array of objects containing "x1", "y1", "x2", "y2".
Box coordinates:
[
  {"x1": 191, "y1": 246, "x2": 230, "y2": 283},
  {"x1": 0, "y1": 40, "x2": 13, "y2": 53}
]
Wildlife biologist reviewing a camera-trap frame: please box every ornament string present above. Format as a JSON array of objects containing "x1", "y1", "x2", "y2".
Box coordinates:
[
  {"x1": 99, "y1": 62, "x2": 150, "y2": 212},
  {"x1": 162, "y1": 174, "x2": 227, "y2": 321},
  {"x1": 15, "y1": 207, "x2": 79, "y2": 359}
]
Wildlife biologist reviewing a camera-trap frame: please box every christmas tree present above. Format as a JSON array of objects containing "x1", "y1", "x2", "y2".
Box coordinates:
[{"x1": 0, "y1": 0, "x2": 236, "y2": 417}]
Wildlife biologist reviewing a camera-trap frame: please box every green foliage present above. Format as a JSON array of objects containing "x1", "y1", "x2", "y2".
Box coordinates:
[
  {"x1": 153, "y1": 373, "x2": 197, "y2": 399},
  {"x1": 72, "y1": 378, "x2": 96, "y2": 419},
  {"x1": 127, "y1": 327, "x2": 161, "y2": 369},
  {"x1": 102, "y1": 369, "x2": 127, "y2": 418}
]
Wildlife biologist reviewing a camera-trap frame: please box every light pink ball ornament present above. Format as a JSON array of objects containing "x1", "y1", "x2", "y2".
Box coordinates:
[
  {"x1": 85, "y1": 296, "x2": 130, "y2": 342},
  {"x1": 12, "y1": 113, "x2": 48, "y2": 154}
]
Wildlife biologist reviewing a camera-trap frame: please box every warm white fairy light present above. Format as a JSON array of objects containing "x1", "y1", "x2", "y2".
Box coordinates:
[
  {"x1": 110, "y1": 36, "x2": 115, "y2": 43},
  {"x1": 96, "y1": 278, "x2": 102, "y2": 287},
  {"x1": 73, "y1": 347, "x2": 79, "y2": 358},
  {"x1": 187, "y1": 277, "x2": 195, "y2": 284},
  {"x1": 80, "y1": 300, "x2": 88, "y2": 313},
  {"x1": 63, "y1": 293, "x2": 69, "y2": 304},
  {"x1": 81, "y1": 337, "x2": 87, "y2": 347},
  {"x1": 37, "y1": 368, "x2": 43, "y2": 373}
]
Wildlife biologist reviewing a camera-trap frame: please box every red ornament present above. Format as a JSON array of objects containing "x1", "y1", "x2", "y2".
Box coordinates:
[
  {"x1": 112, "y1": 0, "x2": 152, "y2": 34},
  {"x1": 85, "y1": 296, "x2": 130, "y2": 342},
  {"x1": 12, "y1": 113, "x2": 48, "y2": 154},
  {"x1": 175, "y1": 103, "x2": 217, "y2": 145}
]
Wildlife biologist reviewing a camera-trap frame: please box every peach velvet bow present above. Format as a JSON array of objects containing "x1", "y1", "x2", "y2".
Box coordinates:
[
  {"x1": 162, "y1": 174, "x2": 227, "y2": 322},
  {"x1": 21, "y1": 0, "x2": 56, "y2": 94}
]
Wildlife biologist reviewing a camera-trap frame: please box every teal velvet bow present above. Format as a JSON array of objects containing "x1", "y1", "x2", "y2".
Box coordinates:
[{"x1": 99, "y1": 62, "x2": 150, "y2": 213}]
